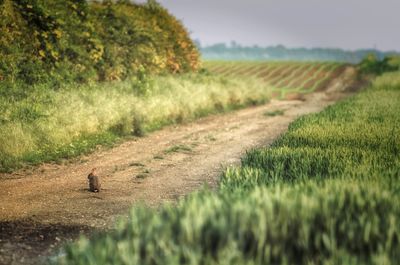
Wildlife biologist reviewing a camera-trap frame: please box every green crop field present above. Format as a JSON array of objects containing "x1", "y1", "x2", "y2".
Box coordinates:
[
  {"x1": 59, "y1": 72, "x2": 400, "y2": 265},
  {"x1": 204, "y1": 61, "x2": 346, "y2": 99}
]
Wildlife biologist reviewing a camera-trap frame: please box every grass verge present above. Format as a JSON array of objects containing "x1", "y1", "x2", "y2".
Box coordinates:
[
  {"x1": 59, "y1": 72, "x2": 400, "y2": 264},
  {"x1": 0, "y1": 73, "x2": 271, "y2": 172}
]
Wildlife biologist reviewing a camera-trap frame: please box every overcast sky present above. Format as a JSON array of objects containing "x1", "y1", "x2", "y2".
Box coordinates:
[{"x1": 138, "y1": 0, "x2": 399, "y2": 51}]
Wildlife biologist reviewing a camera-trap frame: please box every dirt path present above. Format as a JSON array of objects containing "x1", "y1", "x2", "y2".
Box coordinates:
[{"x1": 0, "y1": 67, "x2": 359, "y2": 265}]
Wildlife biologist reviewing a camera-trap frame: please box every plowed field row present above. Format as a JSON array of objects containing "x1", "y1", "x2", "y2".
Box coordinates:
[{"x1": 204, "y1": 61, "x2": 346, "y2": 99}]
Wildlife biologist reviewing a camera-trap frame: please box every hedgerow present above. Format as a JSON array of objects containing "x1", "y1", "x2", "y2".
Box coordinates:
[{"x1": 0, "y1": 0, "x2": 200, "y2": 96}]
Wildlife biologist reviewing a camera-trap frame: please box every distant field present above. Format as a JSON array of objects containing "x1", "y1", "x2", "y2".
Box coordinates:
[{"x1": 204, "y1": 61, "x2": 346, "y2": 99}]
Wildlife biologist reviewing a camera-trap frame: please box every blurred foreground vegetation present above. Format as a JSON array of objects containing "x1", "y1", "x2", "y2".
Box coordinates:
[{"x1": 60, "y1": 72, "x2": 400, "y2": 265}]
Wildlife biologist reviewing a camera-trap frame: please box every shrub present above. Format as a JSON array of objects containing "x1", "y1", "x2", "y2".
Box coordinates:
[{"x1": 359, "y1": 53, "x2": 400, "y2": 75}]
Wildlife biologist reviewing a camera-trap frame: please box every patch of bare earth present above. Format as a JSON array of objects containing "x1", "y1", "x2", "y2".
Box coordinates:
[{"x1": 0, "y1": 67, "x2": 359, "y2": 265}]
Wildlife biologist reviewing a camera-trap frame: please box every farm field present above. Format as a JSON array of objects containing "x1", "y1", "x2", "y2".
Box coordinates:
[
  {"x1": 0, "y1": 63, "x2": 359, "y2": 265},
  {"x1": 204, "y1": 61, "x2": 346, "y2": 99},
  {"x1": 2, "y1": 1, "x2": 399, "y2": 265},
  {"x1": 60, "y1": 71, "x2": 400, "y2": 265}
]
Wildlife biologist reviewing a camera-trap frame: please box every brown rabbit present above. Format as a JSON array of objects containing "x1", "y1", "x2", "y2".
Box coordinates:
[{"x1": 88, "y1": 168, "x2": 101, "y2": 192}]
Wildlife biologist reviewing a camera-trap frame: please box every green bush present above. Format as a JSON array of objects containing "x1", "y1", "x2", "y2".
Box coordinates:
[{"x1": 359, "y1": 53, "x2": 400, "y2": 75}]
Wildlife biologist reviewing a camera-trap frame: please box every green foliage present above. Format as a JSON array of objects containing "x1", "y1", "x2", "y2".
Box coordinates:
[
  {"x1": 359, "y1": 54, "x2": 400, "y2": 75},
  {"x1": 0, "y1": 0, "x2": 200, "y2": 93},
  {"x1": 386, "y1": 56, "x2": 400, "y2": 71},
  {"x1": 59, "y1": 73, "x2": 400, "y2": 264}
]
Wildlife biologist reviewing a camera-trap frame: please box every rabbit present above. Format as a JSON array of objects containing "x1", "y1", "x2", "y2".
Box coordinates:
[{"x1": 88, "y1": 168, "x2": 101, "y2": 192}]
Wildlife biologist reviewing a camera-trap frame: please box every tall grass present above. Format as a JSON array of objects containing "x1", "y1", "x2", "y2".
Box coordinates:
[
  {"x1": 0, "y1": 73, "x2": 271, "y2": 172},
  {"x1": 59, "y1": 72, "x2": 400, "y2": 265}
]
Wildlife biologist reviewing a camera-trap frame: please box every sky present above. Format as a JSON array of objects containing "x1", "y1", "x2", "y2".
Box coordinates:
[{"x1": 137, "y1": 0, "x2": 400, "y2": 51}]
